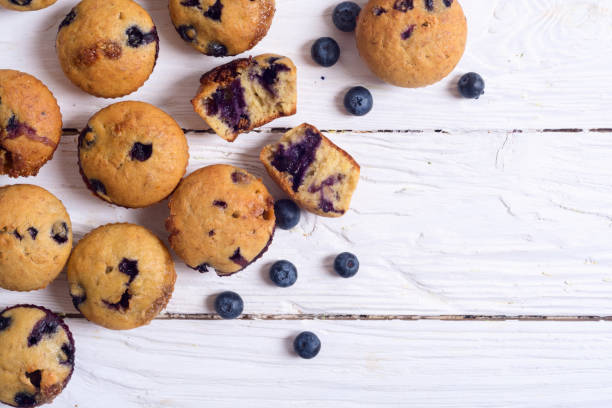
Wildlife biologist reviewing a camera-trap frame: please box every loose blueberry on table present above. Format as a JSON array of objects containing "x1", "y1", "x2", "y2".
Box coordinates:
[
  {"x1": 274, "y1": 199, "x2": 301, "y2": 230},
  {"x1": 293, "y1": 331, "x2": 321, "y2": 359},
  {"x1": 334, "y1": 252, "x2": 359, "y2": 278},
  {"x1": 333, "y1": 2, "x2": 361, "y2": 32},
  {"x1": 311, "y1": 37, "x2": 340, "y2": 67},
  {"x1": 458, "y1": 72, "x2": 485, "y2": 99},
  {"x1": 344, "y1": 86, "x2": 373, "y2": 116},
  {"x1": 214, "y1": 291, "x2": 244, "y2": 319},
  {"x1": 269, "y1": 260, "x2": 298, "y2": 287}
]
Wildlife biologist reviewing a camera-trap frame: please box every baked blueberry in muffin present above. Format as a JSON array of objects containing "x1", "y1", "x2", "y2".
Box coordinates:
[
  {"x1": 169, "y1": 0, "x2": 275, "y2": 56},
  {"x1": 0, "y1": 0, "x2": 57, "y2": 11},
  {"x1": 260, "y1": 123, "x2": 360, "y2": 217},
  {"x1": 0, "y1": 305, "x2": 75, "y2": 407},
  {"x1": 191, "y1": 54, "x2": 297, "y2": 142}
]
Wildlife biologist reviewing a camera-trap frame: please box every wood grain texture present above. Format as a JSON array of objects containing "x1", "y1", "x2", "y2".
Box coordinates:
[
  {"x1": 44, "y1": 319, "x2": 612, "y2": 407},
  {"x1": 3, "y1": 130, "x2": 612, "y2": 316},
  {"x1": 1, "y1": 0, "x2": 611, "y2": 131}
]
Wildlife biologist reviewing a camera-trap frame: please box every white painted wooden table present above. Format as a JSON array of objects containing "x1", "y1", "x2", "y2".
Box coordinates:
[{"x1": 2, "y1": 0, "x2": 612, "y2": 406}]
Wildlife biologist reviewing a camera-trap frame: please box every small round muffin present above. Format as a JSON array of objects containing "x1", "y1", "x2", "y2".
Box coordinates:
[
  {"x1": 67, "y1": 223, "x2": 176, "y2": 330},
  {"x1": 166, "y1": 164, "x2": 275, "y2": 276},
  {"x1": 0, "y1": 305, "x2": 75, "y2": 408},
  {"x1": 0, "y1": 0, "x2": 57, "y2": 11},
  {"x1": 0, "y1": 70, "x2": 62, "y2": 178},
  {"x1": 78, "y1": 101, "x2": 189, "y2": 208},
  {"x1": 169, "y1": 0, "x2": 275, "y2": 57},
  {"x1": 355, "y1": 0, "x2": 467, "y2": 88},
  {"x1": 56, "y1": 0, "x2": 159, "y2": 98},
  {"x1": 0, "y1": 185, "x2": 73, "y2": 292}
]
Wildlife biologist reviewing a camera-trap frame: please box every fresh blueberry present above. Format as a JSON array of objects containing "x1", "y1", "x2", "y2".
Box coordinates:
[
  {"x1": 344, "y1": 86, "x2": 373, "y2": 116},
  {"x1": 269, "y1": 260, "x2": 297, "y2": 287},
  {"x1": 274, "y1": 199, "x2": 300, "y2": 230},
  {"x1": 458, "y1": 72, "x2": 485, "y2": 99},
  {"x1": 214, "y1": 291, "x2": 244, "y2": 319},
  {"x1": 333, "y1": 2, "x2": 361, "y2": 32},
  {"x1": 334, "y1": 252, "x2": 359, "y2": 278},
  {"x1": 293, "y1": 331, "x2": 321, "y2": 359},
  {"x1": 311, "y1": 37, "x2": 340, "y2": 67}
]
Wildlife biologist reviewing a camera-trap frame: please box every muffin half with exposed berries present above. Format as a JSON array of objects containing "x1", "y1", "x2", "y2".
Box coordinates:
[
  {"x1": 169, "y1": 0, "x2": 275, "y2": 56},
  {"x1": 78, "y1": 101, "x2": 189, "y2": 208},
  {"x1": 166, "y1": 164, "x2": 275, "y2": 275},
  {"x1": 0, "y1": 70, "x2": 62, "y2": 178},
  {"x1": 0, "y1": 184, "x2": 72, "y2": 292},
  {"x1": 56, "y1": 0, "x2": 159, "y2": 98},
  {"x1": 0, "y1": 0, "x2": 57, "y2": 11},
  {"x1": 0, "y1": 305, "x2": 75, "y2": 407},
  {"x1": 67, "y1": 223, "x2": 176, "y2": 330},
  {"x1": 192, "y1": 54, "x2": 296, "y2": 142}
]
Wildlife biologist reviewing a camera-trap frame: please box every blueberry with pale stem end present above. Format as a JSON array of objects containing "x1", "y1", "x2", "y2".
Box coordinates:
[{"x1": 334, "y1": 252, "x2": 359, "y2": 278}]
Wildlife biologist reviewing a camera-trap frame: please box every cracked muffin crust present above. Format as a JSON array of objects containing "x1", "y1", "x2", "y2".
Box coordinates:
[
  {"x1": 0, "y1": 70, "x2": 62, "y2": 178},
  {"x1": 0, "y1": 305, "x2": 75, "y2": 408},
  {"x1": 67, "y1": 223, "x2": 176, "y2": 330},
  {"x1": 55, "y1": 0, "x2": 159, "y2": 98},
  {"x1": 355, "y1": 0, "x2": 467, "y2": 87},
  {"x1": 166, "y1": 164, "x2": 275, "y2": 276},
  {"x1": 78, "y1": 101, "x2": 189, "y2": 208},
  {"x1": 260, "y1": 123, "x2": 360, "y2": 217},
  {"x1": 0, "y1": 185, "x2": 72, "y2": 292},
  {"x1": 191, "y1": 53, "x2": 297, "y2": 142},
  {"x1": 169, "y1": 0, "x2": 275, "y2": 56},
  {"x1": 0, "y1": 0, "x2": 57, "y2": 11}
]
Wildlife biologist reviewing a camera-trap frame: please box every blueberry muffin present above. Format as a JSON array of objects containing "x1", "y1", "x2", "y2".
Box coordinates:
[
  {"x1": 66, "y1": 223, "x2": 176, "y2": 330},
  {"x1": 0, "y1": 185, "x2": 73, "y2": 292},
  {"x1": 0, "y1": 305, "x2": 75, "y2": 408},
  {"x1": 355, "y1": 0, "x2": 467, "y2": 87},
  {"x1": 260, "y1": 123, "x2": 360, "y2": 217},
  {"x1": 0, "y1": 70, "x2": 62, "y2": 178},
  {"x1": 56, "y1": 0, "x2": 159, "y2": 98},
  {"x1": 166, "y1": 164, "x2": 275, "y2": 276},
  {"x1": 78, "y1": 101, "x2": 189, "y2": 208},
  {"x1": 192, "y1": 54, "x2": 296, "y2": 142},
  {"x1": 0, "y1": 0, "x2": 57, "y2": 11},
  {"x1": 169, "y1": 0, "x2": 275, "y2": 57}
]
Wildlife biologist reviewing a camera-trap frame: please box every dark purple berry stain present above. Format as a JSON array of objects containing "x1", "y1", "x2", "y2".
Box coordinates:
[
  {"x1": 51, "y1": 221, "x2": 69, "y2": 244},
  {"x1": 271, "y1": 128, "x2": 322, "y2": 192},
  {"x1": 205, "y1": 78, "x2": 250, "y2": 131},
  {"x1": 231, "y1": 171, "x2": 249, "y2": 184},
  {"x1": 229, "y1": 248, "x2": 248, "y2": 268},
  {"x1": 308, "y1": 174, "x2": 345, "y2": 214},
  {"x1": 177, "y1": 25, "x2": 196, "y2": 42},
  {"x1": 203, "y1": 0, "x2": 223, "y2": 21},
  {"x1": 213, "y1": 200, "x2": 228, "y2": 209},
  {"x1": 206, "y1": 41, "x2": 228, "y2": 57},
  {"x1": 401, "y1": 24, "x2": 416, "y2": 39},
  {"x1": 71, "y1": 294, "x2": 86, "y2": 310},
  {"x1": 193, "y1": 263, "x2": 210, "y2": 273},
  {"x1": 209, "y1": 230, "x2": 215, "y2": 236},
  {"x1": 4, "y1": 114, "x2": 54, "y2": 147},
  {"x1": 393, "y1": 0, "x2": 414, "y2": 11},
  {"x1": 9, "y1": 0, "x2": 32, "y2": 6},
  {"x1": 0, "y1": 315, "x2": 11, "y2": 332},
  {"x1": 28, "y1": 315, "x2": 59, "y2": 347},
  {"x1": 28, "y1": 227, "x2": 38, "y2": 240},
  {"x1": 60, "y1": 342, "x2": 75, "y2": 366},
  {"x1": 89, "y1": 179, "x2": 107, "y2": 195},
  {"x1": 13, "y1": 392, "x2": 36, "y2": 408},
  {"x1": 249, "y1": 62, "x2": 290, "y2": 96},
  {"x1": 25, "y1": 370, "x2": 42, "y2": 389},
  {"x1": 424, "y1": 0, "x2": 434, "y2": 10},
  {"x1": 59, "y1": 8, "x2": 77, "y2": 31},
  {"x1": 104, "y1": 289, "x2": 132, "y2": 312},
  {"x1": 13, "y1": 230, "x2": 23, "y2": 240},
  {"x1": 129, "y1": 142, "x2": 153, "y2": 161},
  {"x1": 443, "y1": 0, "x2": 453, "y2": 6},
  {"x1": 79, "y1": 126, "x2": 96, "y2": 150},
  {"x1": 180, "y1": 0, "x2": 200, "y2": 6},
  {"x1": 373, "y1": 6, "x2": 387, "y2": 15},
  {"x1": 118, "y1": 258, "x2": 139, "y2": 284},
  {"x1": 125, "y1": 26, "x2": 158, "y2": 48}
]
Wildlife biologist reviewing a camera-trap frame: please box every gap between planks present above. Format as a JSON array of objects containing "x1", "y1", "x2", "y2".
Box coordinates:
[{"x1": 55, "y1": 313, "x2": 612, "y2": 322}]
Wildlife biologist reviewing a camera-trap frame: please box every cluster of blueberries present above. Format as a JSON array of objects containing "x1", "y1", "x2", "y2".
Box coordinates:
[
  {"x1": 310, "y1": 1, "x2": 485, "y2": 116},
  {"x1": 214, "y1": 199, "x2": 359, "y2": 359}
]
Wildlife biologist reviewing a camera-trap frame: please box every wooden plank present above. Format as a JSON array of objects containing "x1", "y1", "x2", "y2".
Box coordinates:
[
  {"x1": 1, "y1": 0, "x2": 611, "y2": 130},
  {"x1": 41, "y1": 319, "x2": 612, "y2": 407},
  {"x1": 3, "y1": 130, "x2": 612, "y2": 316}
]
